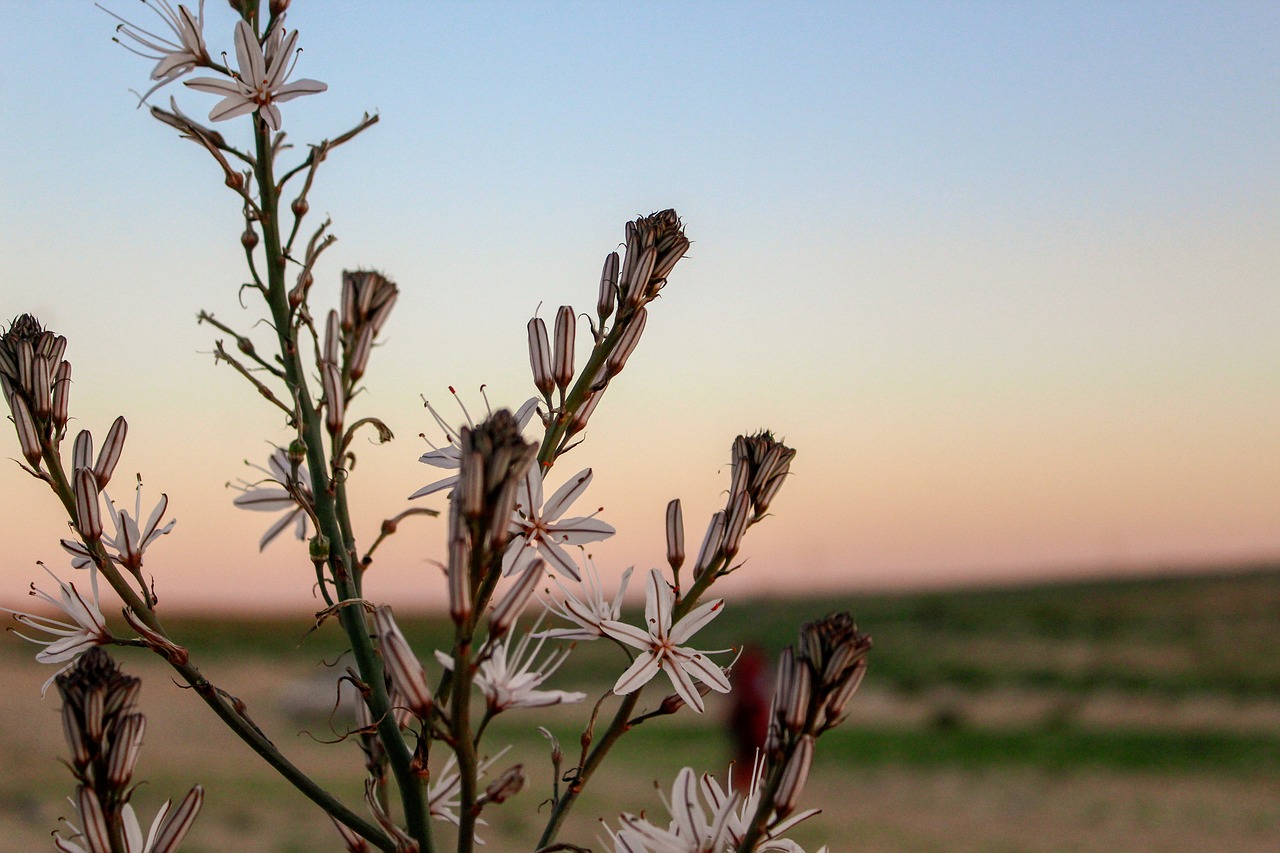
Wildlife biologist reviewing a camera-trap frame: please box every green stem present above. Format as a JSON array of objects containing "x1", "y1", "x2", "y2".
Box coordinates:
[{"x1": 251, "y1": 116, "x2": 431, "y2": 852}]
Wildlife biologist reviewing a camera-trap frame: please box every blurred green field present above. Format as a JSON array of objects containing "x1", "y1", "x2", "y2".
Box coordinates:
[{"x1": 3, "y1": 563, "x2": 1278, "y2": 851}]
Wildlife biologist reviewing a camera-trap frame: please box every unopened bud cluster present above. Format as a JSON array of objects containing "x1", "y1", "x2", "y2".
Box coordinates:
[
  {"x1": 762, "y1": 612, "x2": 870, "y2": 816},
  {"x1": 448, "y1": 411, "x2": 538, "y2": 623},
  {"x1": 320, "y1": 271, "x2": 400, "y2": 434},
  {"x1": 54, "y1": 649, "x2": 204, "y2": 852},
  {"x1": 57, "y1": 647, "x2": 145, "y2": 804},
  {"x1": 1, "y1": 315, "x2": 70, "y2": 468}
]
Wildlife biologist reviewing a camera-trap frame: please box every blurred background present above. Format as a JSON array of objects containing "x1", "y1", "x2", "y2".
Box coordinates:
[{"x1": 1, "y1": 2, "x2": 1277, "y2": 851}]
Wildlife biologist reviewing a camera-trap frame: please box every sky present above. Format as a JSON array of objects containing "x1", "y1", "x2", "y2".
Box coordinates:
[{"x1": 1, "y1": 1, "x2": 1277, "y2": 613}]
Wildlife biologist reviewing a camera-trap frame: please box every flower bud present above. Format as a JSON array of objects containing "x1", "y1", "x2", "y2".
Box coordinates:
[
  {"x1": 775, "y1": 734, "x2": 814, "y2": 817},
  {"x1": 51, "y1": 361, "x2": 71, "y2": 429},
  {"x1": 448, "y1": 507, "x2": 472, "y2": 625},
  {"x1": 77, "y1": 787, "x2": 111, "y2": 853},
  {"x1": 490, "y1": 557, "x2": 543, "y2": 638},
  {"x1": 721, "y1": 492, "x2": 750, "y2": 563},
  {"x1": 73, "y1": 429, "x2": 93, "y2": 472},
  {"x1": 31, "y1": 354, "x2": 52, "y2": 419},
  {"x1": 482, "y1": 765, "x2": 526, "y2": 805},
  {"x1": 287, "y1": 438, "x2": 308, "y2": 468},
  {"x1": 322, "y1": 362, "x2": 344, "y2": 435},
  {"x1": 290, "y1": 195, "x2": 308, "y2": 218},
  {"x1": 665, "y1": 499, "x2": 684, "y2": 571},
  {"x1": 105, "y1": 713, "x2": 146, "y2": 788},
  {"x1": 553, "y1": 306, "x2": 576, "y2": 392},
  {"x1": 372, "y1": 606, "x2": 434, "y2": 719},
  {"x1": 527, "y1": 317, "x2": 554, "y2": 397},
  {"x1": 605, "y1": 307, "x2": 646, "y2": 377},
  {"x1": 74, "y1": 467, "x2": 103, "y2": 542},
  {"x1": 349, "y1": 326, "x2": 374, "y2": 381},
  {"x1": 324, "y1": 310, "x2": 340, "y2": 366},
  {"x1": 241, "y1": 225, "x2": 259, "y2": 251},
  {"x1": 567, "y1": 390, "x2": 601, "y2": 437},
  {"x1": 93, "y1": 416, "x2": 128, "y2": 491},
  {"x1": 597, "y1": 251, "x2": 619, "y2": 325},
  {"x1": 11, "y1": 393, "x2": 42, "y2": 467},
  {"x1": 693, "y1": 511, "x2": 726, "y2": 579}
]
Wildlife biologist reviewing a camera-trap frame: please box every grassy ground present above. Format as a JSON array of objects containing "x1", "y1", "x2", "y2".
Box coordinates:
[{"x1": 2, "y1": 563, "x2": 1278, "y2": 851}]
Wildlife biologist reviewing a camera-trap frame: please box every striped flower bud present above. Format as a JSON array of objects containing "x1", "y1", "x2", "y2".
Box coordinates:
[
  {"x1": 373, "y1": 606, "x2": 434, "y2": 719},
  {"x1": 553, "y1": 305, "x2": 575, "y2": 392},
  {"x1": 349, "y1": 326, "x2": 374, "y2": 381},
  {"x1": 721, "y1": 492, "x2": 750, "y2": 563},
  {"x1": 448, "y1": 505, "x2": 472, "y2": 625},
  {"x1": 324, "y1": 310, "x2": 340, "y2": 366},
  {"x1": 490, "y1": 557, "x2": 543, "y2": 638},
  {"x1": 778, "y1": 647, "x2": 811, "y2": 734},
  {"x1": 74, "y1": 467, "x2": 103, "y2": 542},
  {"x1": 527, "y1": 317, "x2": 554, "y2": 397},
  {"x1": 666, "y1": 499, "x2": 684, "y2": 571},
  {"x1": 622, "y1": 246, "x2": 657, "y2": 312},
  {"x1": 775, "y1": 734, "x2": 815, "y2": 817},
  {"x1": 31, "y1": 354, "x2": 52, "y2": 419},
  {"x1": 567, "y1": 390, "x2": 601, "y2": 438},
  {"x1": 52, "y1": 360, "x2": 72, "y2": 430},
  {"x1": 322, "y1": 362, "x2": 344, "y2": 435},
  {"x1": 597, "y1": 251, "x2": 619, "y2": 326},
  {"x1": 93, "y1": 416, "x2": 128, "y2": 491},
  {"x1": 605, "y1": 307, "x2": 646, "y2": 377},
  {"x1": 73, "y1": 430, "x2": 93, "y2": 472},
  {"x1": 76, "y1": 786, "x2": 112, "y2": 853},
  {"x1": 10, "y1": 393, "x2": 42, "y2": 467},
  {"x1": 150, "y1": 785, "x2": 205, "y2": 853},
  {"x1": 693, "y1": 510, "x2": 726, "y2": 579},
  {"x1": 105, "y1": 713, "x2": 146, "y2": 788}
]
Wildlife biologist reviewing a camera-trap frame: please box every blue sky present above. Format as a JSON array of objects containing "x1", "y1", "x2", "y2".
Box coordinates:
[{"x1": 1, "y1": 2, "x2": 1277, "y2": 610}]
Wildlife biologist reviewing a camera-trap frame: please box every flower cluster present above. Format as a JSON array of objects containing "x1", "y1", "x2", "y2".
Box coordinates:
[
  {"x1": 53, "y1": 648, "x2": 203, "y2": 853},
  {"x1": 0, "y1": 8, "x2": 873, "y2": 853}
]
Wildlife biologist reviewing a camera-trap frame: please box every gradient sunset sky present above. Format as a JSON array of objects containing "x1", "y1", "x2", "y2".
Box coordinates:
[{"x1": 1, "y1": 2, "x2": 1276, "y2": 612}]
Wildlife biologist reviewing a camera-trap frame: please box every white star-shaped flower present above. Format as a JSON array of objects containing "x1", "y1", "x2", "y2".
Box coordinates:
[
  {"x1": 436, "y1": 619, "x2": 586, "y2": 713},
  {"x1": 410, "y1": 395, "x2": 538, "y2": 500},
  {"x1": 2, "y1": 566, "x2": 112, "y2": 695},
  {"x1": 230, "y1": 448, "x2": 310, "y2": 551},
  {"x1": 61, "y1": 479, "x2": 176, "y2": 571},
  {"x1": 601, "y1": 568, "x2": 730, "y2": 714},
  {"x1": 502, "y1": 465, "x2": 615, "y2": 581},
  {"x1": 699, "y1": 758, "x2": 820, "y2": 853},
  {"x1": 536, "y1": 559, "x2": 633, "y2": 641},
  {"x1": 611, "y1": 767, "x2": 738, "y2": 853},
  {"x1": 185, "y1": 18, "x2": 326, "y2": 131},
  {"x1": 103, "y1": 0, "x2": 210, "y2": 103}
]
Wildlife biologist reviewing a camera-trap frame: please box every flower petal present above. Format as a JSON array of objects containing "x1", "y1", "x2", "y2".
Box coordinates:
[{"x1": 612, "y1": 649, "x2": 661, "y2": 695}]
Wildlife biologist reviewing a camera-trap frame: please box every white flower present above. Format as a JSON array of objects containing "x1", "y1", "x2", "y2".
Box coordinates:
[
  {"x1": 102, "y1": 0, "x2": 210, "y2": 103},
  {"x1": 502, "y1": 465, "x2": 615, "y2": 581},
  {"x1": 428, "y1": 748, "x2": 507, "y2": 838},
  {"x1": 61, "y1": 479, "x2": 176, "y2": 571},
  {"x1": 610, "y1": 767, "x2": 738, "y2": 853},
  {"x1": 436, "y1": 618, "x2": 586, "y2": 712},
  {"x1": 185, "y1": 19, "x2": 326, "y2": 131},
  {"x1": 231, "y1": 448, "x2": 310, "y2": 551},
  {"x1": 411, "y1": 394, "x2": 539, "y2": 500},
  {"x1": 699, "y1": 758, "x2": 820, "y2": 853},
  {"x1": 601, "y1": 568, "x2": 730, "y2": 714},
  {"x1": 537, "y1": 559, "x2": 633, "y2": 641},
  {"x1": 1, "y1": 566, "x2": 111, "y2": 695}
]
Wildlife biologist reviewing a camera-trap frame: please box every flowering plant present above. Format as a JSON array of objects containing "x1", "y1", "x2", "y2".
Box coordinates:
[{"x1": 3, "y1": 3, "x2": 869, "y2": 852}]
